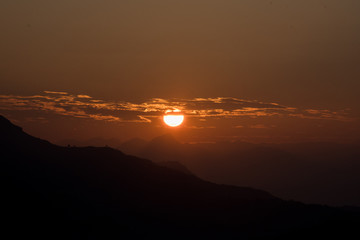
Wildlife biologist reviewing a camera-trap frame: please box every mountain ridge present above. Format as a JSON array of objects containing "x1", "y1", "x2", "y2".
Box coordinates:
[
  {"x1": 118, "y1": 133, "x2": 360, "y2": 206},
  {"x1": 1, "y1": 115, "x2": 359, "y2": 239}
]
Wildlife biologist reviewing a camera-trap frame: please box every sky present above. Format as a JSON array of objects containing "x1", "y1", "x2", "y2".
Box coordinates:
[{"x1": 1, "y1": 0, "x2": 360, "y2": 143}]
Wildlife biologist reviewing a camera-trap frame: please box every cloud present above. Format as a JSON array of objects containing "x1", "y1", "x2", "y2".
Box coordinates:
[
  {"x1": 0, "y1": 91, "x2": 354, "y2": 124},
  {"x1": 77, "y1": 95, "x2": 92, "y2": 99},
  {"x1": 43, "y1": 91, "x2": 68, "y2": 95}
]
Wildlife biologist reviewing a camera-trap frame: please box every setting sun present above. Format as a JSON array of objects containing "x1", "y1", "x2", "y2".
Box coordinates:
[{"x1": 163, "y1": 111, "x2": 184, "y2": 127}]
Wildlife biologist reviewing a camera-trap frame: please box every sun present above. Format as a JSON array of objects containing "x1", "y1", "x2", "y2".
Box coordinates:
[{"x1": 163, "y1": 110, "x2": 184, "y2": 127}]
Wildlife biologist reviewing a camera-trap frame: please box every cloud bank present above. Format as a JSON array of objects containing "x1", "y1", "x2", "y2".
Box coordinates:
[{"x1": 0, "y1": 91, "x2": 353, "y2": 123}]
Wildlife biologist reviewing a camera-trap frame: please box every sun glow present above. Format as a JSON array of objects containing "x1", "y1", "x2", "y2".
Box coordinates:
[{"x1": 163, "y1": 110, "x2": 184, "y2": 127}]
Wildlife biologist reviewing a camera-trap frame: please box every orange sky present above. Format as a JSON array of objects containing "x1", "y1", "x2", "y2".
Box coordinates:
[
  {"x1": 1, "y1": 1, "x2": 360, "y2": 143},
  {"x1": 1, "y1": 91, "x2": 358, "y2": 143}
]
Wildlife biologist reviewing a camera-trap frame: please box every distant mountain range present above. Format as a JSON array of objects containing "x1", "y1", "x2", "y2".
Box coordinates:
[
  {"x1": 118, "y1": 134, "x2": 360, "y2": 207},
  {"x1": 1, "y1": 115, "x2": 359, "y2": 239}
]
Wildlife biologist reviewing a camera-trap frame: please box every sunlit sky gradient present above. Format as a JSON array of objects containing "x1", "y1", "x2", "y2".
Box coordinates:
[{"x1": 1, "y1": 1, "x2": 360, "y2": 143}]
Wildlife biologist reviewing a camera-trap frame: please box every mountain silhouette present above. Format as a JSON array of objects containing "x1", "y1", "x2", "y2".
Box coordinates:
[
  {"x1": 56, "y1": 137, "x2": 123, "y2": 148},
  {"x1": 157, "y1": 161, "x2": 194, "y2": 175},
  {"x1": 140, "y1": 134, "x2": 186, "y2": 162},
  {"x1": 1, "y1": 115, "x2": 359, "y2": 239},
  {"x1": 119, "y1": 134, "x2": 360, "y2": 206},
  {"x1": 119, "y1": 137, "x2": 148, "y2": 156}
]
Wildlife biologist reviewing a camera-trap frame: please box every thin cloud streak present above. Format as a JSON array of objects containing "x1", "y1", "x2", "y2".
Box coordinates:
[{"x1": 0, "y1": 91, "x2": 354, "y2": 123}]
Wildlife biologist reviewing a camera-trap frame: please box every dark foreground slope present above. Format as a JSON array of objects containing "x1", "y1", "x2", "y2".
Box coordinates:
[
  {"x1": 120, "y1": 135, "x2": 360, "y2": 206},
  {"x1": 0, "y1": 116, "x2": 359, "y2": 239}
]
